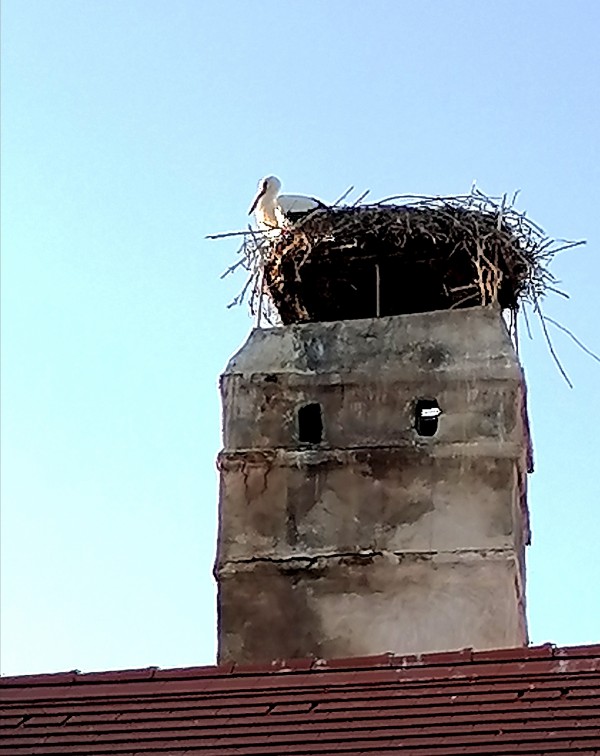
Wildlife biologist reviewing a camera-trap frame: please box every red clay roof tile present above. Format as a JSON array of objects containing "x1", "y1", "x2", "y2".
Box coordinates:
[{"x1": 1, "y1": 644, "x2": 599, "y2": 755}]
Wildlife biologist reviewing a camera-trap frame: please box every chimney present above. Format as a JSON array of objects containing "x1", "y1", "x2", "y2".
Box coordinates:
[{"x1": 215, "y1": 306, "x2": 531, "y2": 664}]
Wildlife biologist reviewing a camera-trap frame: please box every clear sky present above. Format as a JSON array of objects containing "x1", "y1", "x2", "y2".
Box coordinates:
[{"x1": 2, "y1": 0, "x2": 599, "y2": 676}]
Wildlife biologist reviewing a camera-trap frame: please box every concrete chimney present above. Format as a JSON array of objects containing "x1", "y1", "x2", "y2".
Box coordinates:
[{"x1": 215, "y1": 306, "x2": 531, "y2": 664}]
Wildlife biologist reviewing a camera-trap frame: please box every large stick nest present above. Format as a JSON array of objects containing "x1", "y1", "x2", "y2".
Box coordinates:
[
  {"x1": 212, "y1": 189, "x2": 594, "y2": 385},
  {"x1": 262, "y1": 195, "x2": 562, "y2": 325},
  {"x1": 218, "y1": 190, "x2": 583, "y2": 330}
]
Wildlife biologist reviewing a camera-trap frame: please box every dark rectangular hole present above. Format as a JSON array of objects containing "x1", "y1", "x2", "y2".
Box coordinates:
[
  {"x1": 415, "y1": 398, "x2": 441, "y2": 437},
  {"x1": 298, "y1": 403, "x2": 323, "y2": 444}
]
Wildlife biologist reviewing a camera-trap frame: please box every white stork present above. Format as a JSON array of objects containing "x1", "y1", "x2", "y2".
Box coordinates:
[{"x1": 248, "y1": 176, "x2": 325, "y2": 230}]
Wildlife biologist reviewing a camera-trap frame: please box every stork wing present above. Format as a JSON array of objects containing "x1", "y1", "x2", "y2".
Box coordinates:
[{"x1": 279, "y1": 195, "x2": 325, "y2": 214}]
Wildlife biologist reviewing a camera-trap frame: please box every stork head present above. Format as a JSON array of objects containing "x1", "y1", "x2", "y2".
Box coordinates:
[
  {"x1": 261, "y1": 176, "x2": 281, "y2": 195},
  {"x1": 248, "y1": 176, "x2": 282, "y2": 214}
]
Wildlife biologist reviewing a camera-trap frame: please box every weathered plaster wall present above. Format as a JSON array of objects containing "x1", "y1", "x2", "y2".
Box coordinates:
[
  {"x1": 218, "y1": 554, "x2": 527, "y2": 662},
  {"x1": 215, "y1": 307, "x2": 531, "y2": 663}
]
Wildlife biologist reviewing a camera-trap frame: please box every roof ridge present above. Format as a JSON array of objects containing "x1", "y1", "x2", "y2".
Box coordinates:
[{"x1": 2, "y1": 643, "x2": 600, "y2": 686}]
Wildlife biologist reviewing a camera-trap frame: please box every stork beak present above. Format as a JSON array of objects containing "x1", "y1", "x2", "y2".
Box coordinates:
[{"x1": 248, "y1": 186, "x2": 266, "y2": 215}]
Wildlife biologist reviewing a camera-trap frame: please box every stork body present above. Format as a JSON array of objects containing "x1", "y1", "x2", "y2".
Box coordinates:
[{"x1": 249, "y1": 176, "x2": 325, "y2": 230}]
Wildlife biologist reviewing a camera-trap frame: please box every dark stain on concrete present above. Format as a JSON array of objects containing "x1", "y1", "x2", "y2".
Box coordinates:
[
  {"x1": 218, "y1": 565, "x2": 325, "y2": 663},
  {"x1": 415, "y1": 342, "x2": 451, "y2": 369},
  {"x1": 304, "y1": 336, "x2": 326, "y2": 371},
  {"x1": 286, "y1": 474, "x2": 319, "y2": 547}
]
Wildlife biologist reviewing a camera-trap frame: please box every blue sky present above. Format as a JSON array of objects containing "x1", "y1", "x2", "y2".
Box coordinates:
[{"x1": 2, "y1": 0, "x2": 599, "y2": 675}]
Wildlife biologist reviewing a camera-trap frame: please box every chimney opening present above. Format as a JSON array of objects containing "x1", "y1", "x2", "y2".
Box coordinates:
[
  {"x1": 415, "y1": 399, "x2": 442, "y2": 437},
  {"x1": 298, "y1": 403, "x2": 323, "y2": 444}
]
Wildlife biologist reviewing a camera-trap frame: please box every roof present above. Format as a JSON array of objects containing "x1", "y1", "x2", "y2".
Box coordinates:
[{"x1": 1, "y1": 644, "x2": 599, "y2": 755}]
